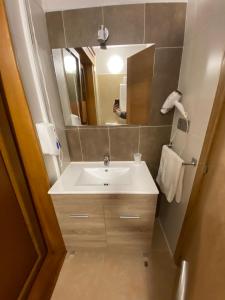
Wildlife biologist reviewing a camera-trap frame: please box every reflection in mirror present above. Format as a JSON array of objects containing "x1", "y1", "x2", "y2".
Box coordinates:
[{"x1": 52, "y1": 44, "x2": 155, "y2": 126}]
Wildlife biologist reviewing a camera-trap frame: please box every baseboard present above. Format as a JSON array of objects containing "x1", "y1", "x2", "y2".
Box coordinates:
[{"x1": 158, "y1": 218, "x2": 174, "y2": 258}]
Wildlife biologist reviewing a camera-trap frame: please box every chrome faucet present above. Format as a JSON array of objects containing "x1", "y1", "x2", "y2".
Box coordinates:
[{"x1": 104, "y1": 154, "x2": 110, "y2": 167}]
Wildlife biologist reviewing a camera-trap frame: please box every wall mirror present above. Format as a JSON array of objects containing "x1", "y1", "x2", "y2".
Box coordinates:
[{"x1": 52, "y1": 44, "x2": 155, "y2": 126}]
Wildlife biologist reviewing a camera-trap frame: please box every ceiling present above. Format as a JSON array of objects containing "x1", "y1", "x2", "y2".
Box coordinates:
[{"x1": 42, "y1": 0, "x2": 187, "y2": 12}]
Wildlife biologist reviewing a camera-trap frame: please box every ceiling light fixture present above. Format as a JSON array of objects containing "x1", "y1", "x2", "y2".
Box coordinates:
[
  {"x1": 64, "y1": 55, "x2": 76, "y2": 74},
  {"x1": 107, "y1": 55, "x2": 124, "y2": 74}
]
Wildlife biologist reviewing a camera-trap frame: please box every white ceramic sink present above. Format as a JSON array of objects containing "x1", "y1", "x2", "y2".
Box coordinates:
[
  {"x1": 76, "y1": 167, "x2": 131, "y2": 186},
  {"x1": 48, "y1": 161, "x2": 159, "y2": 195}
]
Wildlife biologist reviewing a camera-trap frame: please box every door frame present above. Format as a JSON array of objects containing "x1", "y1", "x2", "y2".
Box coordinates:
[
  {"x1": 174, "y1": 53, "x2": 225, "y2": 263},
  {"x1": 0, "y1": 1, "x2": 66, "y2": 298},
  {"x1": 0, "y1": 87, "x2": 47, "y2": 299}
]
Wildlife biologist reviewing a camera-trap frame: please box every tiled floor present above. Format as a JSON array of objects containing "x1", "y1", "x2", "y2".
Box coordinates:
[{"x1": 51, "y1": 219, "x2": 177, "y2": 300}]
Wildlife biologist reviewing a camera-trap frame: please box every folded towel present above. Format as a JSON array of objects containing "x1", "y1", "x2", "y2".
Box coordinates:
[{"x1": 156, "y1": 145, "x2": 185, "y2": 203}]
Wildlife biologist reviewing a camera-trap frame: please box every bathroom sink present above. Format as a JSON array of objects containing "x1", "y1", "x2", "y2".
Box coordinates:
[
  {"x1": 75, "y1": 167, "x2": 131, "y2": 186},
  {"x1": 48, "y1": 161, "x2": 159, "y2": 195}
]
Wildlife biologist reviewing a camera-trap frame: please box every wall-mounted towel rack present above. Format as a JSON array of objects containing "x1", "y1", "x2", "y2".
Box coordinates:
[
  {"x1": 182, "y1": 158, "x2": 197, "y2": 166},
  {"x1": 167, "y1": 144, "x2": 197, "y2": 167}
]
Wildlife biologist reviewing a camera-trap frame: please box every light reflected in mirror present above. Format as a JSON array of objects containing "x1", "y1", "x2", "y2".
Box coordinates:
[{"x1": 52, "y1": 44, "x2": 155, "y2": 126}]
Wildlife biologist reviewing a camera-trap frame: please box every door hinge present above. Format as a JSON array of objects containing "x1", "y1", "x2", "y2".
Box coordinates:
[{"x1": 203, "y1": 164, "x2": 209, "y2": 175}]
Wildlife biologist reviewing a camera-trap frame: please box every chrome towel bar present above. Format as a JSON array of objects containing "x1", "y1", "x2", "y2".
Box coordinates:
[
  {"x1": 182, "y1": 158, "x2": 197, "y2": 166},
  {"x1": 167, "y1": 144, "x2": 197, "y2": 167}
]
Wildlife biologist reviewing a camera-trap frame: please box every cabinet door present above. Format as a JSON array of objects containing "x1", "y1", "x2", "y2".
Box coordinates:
[
  {"x1": 104, "y1": 199, "x2": 156, "y2": 251},
  {"x1": 0, "y1": 93, "x2": 46, "y2": 299},
  {"x1": 53, "y1": 198, "x2": 106, "y2": 250}
]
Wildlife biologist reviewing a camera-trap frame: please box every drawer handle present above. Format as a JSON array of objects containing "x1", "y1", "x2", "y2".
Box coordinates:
[
  {"x1": 69, "y1": 214, "x2": 89, "y2": 218},
  {"x1": 119, "y1": 216, "x2": 141, "y2": 219}
]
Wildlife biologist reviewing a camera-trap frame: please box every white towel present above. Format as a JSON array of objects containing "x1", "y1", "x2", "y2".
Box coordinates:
[{"x1": 156, "y1": 145, "x2": 185, "y2": 203}]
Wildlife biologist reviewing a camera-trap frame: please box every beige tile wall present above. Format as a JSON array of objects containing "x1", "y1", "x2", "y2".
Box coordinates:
[
  {"x1": 46, "y1": 4, "x2": 185, "y2": 128},
  {"x1": 43, "y1": 0, "x2": 187, "y2": 12},
  {"x1": 46, "y1": 3, "x2": 186, "y2": 176},
  {"x1": 46, "y1": 4, "x2": 186, "y2": 49},
  {"x1": 159, "y1": 0, "x2": 225, "y2": 253},
  {"x1": 66, "y1": 125, "x2": 171, "y2": 177}
]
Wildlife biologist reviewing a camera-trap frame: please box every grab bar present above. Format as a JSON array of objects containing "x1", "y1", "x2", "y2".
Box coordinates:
[{"x1": 176, "y1": 260, "x2": 189, "y2": 300}]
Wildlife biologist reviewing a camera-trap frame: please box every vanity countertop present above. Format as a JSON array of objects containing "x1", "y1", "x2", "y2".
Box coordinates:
[{"x1": 48, "y1": 161, "x2": 159, "y2": 195}]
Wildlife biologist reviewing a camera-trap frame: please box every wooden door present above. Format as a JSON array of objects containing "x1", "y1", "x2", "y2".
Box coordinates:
[
  {"x1": 127, "y1": 45, "x2": 155, "y2": 125},
  {"x1": 175, "y1": 56, "x2": 225, "y2": 299},
  {"x1": 76, "y1": 48, "x2": 97, "y2": 125},
  {"x1": 0, "y1": 88, "x2": 46, "y2": 299},
  {"x1": 0, "y1": 1, "x2": 66, "y2": 298}
]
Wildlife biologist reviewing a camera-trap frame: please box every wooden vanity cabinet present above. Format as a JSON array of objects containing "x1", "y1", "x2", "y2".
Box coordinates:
[{"x1": 52, "y1": 194, "x2": 157, "y2": 252}]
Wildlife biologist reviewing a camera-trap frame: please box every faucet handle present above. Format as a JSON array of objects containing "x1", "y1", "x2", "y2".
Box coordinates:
[{"x1": 104, "y1": 154, "x2": 110, "y2": 166}]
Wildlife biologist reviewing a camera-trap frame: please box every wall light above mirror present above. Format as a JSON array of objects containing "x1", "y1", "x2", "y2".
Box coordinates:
[{"x1": 52, "y1": 43, "x2": 155, "y2": 126}]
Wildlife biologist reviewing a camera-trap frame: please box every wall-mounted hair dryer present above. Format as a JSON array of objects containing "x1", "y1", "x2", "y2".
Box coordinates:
[{"x1": 161, "y1": 90, "x2": 188, "y2": 120}]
